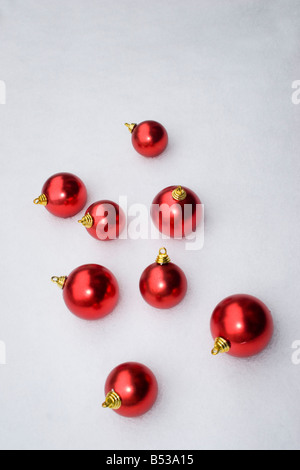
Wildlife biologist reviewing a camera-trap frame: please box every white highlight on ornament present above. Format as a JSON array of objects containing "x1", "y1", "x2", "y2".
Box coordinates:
[
  {"x1": 0, "y1": 80, "x2": 6, "y2": 104},
  {"x1": 0, "y1": 341, "x2": 6, "y2": 365},
  {"x1": 291, "y1": 340, "x2": 300, "y2": 365},
  {"x1": 291, "y1": 80, "x2": 300, "y2": 104}
]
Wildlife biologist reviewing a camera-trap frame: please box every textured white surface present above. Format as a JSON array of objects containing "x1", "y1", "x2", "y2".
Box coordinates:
[{"x1": 0, "y1": 0, "x2": 299, "y2": 450}]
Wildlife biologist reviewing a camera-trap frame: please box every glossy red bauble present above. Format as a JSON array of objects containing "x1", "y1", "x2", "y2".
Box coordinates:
[
  {"x1": 52, "y1": 264, "x2": 119, "y2": 320},
  {"x1": 78, "y1": 200, "x2": 126, "y2": 241},
  {"x1": 151, "y1": 185, "x2": 202, "y2": 238},
  {"x1": 210, "y1": 294, "x2": 274, "y2": 357},
  {"x1": 34, "y1": 172, "x2": 87, "y2": 218},
  {"x1": 103, "y1": 362, "x2": 158, "y2": 417},
  {"x1": 140, "y1": 248, "x2": 187, "y2": 309},
  {"x1": 126, "y1": 121, "x2": 168, "y2": 158}
]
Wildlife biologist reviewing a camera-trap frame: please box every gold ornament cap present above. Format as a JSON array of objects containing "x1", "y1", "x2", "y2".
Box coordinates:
[
  {"x1": 125, "y1": 123, "x2": 137, "y2": 134},
  {"x1": 211, "y1": 337, "x2": 230, "y2": 355},
  {"x1": 78, "y1": 213, "x2": 94, "y2": 229},
  {"x1": 172, "y1": 186, "x2": 187, "y2": 201},
  {"x1": 156, "y1": 247, "x2": 171, "y2": 265},
  {"x1": 33, "y1": 194, "x2": 48, "y2": 206},
  {"x1": 51, "y1": 276, "x2": 67, "y2": 289},
  {"x1": 102, "y1": 390, "x2": 122, "y2": 410}
]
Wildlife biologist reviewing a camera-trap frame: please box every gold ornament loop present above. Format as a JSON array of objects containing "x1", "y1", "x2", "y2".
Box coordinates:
[
  {"x1": 102, "y1": 390, "x2": 122, "y2": 410},
  {"x1": 78, "y1": 213, "x2": 94, "y2": 229},
  {"x1": 33, "y1": 194, "x2": 48, "y2": 206},
  {"x1": 156, "y1": 247, "x2": 171, "y2": 265},
  {"x1": 211, "y1": 337, "x2": 230, "y2": 356},
  {"x1": 172, "y1": 186, "x2": 187, "y2": 201},
  {"x1": 125, "y1": 123, "x2": 137, "y2": 134},
  {"x1": 51, "y1": 276, "x2": 67, "y2": 290}
]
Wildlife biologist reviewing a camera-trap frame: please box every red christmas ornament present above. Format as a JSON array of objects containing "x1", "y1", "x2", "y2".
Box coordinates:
[
  {"x1": 78, "y1": 200, "x2": 126, "y2": 241},
  {"x1": 125, "y1": 121, "x2": 168, "y2": 158},
  {"x1": 102, "y1": 362, "x2": 158, "y2": 417},
  {"x1": 34, "y1": 172, "x2": 87, "y2": 218},
  {"x1": 140, "y1": 248, "x2": 187, "y2": 309},
  {"x1": 210, "y1": 294, "x2": 274, "y2": 358},
  {"x1": 151, "y1": 185, "x2": 202, "y2": 238},
  {"x1": 51, "y1": 264, "x2": 119, "y2": 320}
]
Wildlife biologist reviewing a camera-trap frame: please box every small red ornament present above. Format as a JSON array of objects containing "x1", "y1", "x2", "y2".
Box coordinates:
[
  {"x1": 51, "y1": 264, "x2": 119, "y2": 320},
  {"x1": 139, "y1": 248, "x2": 187, "y2": 309},
  {"x1": 34, "y1": 172, "x2": 87, "y2": 218},
  {"x1": 102, "y1": 362, "x2": 158, "y2": 417},
  {"x1": 151, "y1": 185, "x2": 202, "y2": 238},
  {"x1": 78, "y1": 200, "x2": 126, "y2": 241},
  {"x1": 210, "y1": 294, "x2": 274, "y2": 358},
  {"x1": 125, "y1": 121, "x2": 168, "y2": 158}
]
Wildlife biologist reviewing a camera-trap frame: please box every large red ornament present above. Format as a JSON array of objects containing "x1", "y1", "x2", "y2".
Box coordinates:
[
  {"x1": 151, "y1": 185, "x2": 202, "y2": 238},
  {"x1": 140, "y1": 248, "x2": 187, "y2": 309},
  {"x1": 51, "y1": 264, "x2": 119, "y2": 320},
  {"x1": 210, "y1": 294, "x2": 274, "y2": 358},
  {"x1": 125, "y1": 121, "x2": 168, "y2": 158},
  {"x1": 78, "y1": 200, "x2": 126, "y2": 241},
  {"x1": 34, "y1": 172, "x2": 87, "y2": 218},
  {"x1": 102, "y1": 362, "x2": 158, "y2": 417}
]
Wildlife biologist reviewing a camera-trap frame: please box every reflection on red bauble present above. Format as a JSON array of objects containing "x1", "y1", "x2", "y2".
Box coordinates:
[
  {"x1": 102, "y1": 362, "x2": 158, "y2": 417},
  {"x1": 78, "y1": 200, "x2": 125, "y2": 241},
  {"x1": 140, "y1": 248, "x2": 187, "y2": 309},
  {"x1": 210, "y1": 294, "x2": 274, "y2": 357},
  {"x1": 125, "y1": 121, "x2": 168, "y2": 158},
  {"x1": 151, "y1": 185, "x2": 202, "y2": 238},
  {"x1": 51, "y1": 264, "x2": 119, "y2": 320},
  {"x1": 34, "y1": 172, "x2": 87, "y2": 218}
]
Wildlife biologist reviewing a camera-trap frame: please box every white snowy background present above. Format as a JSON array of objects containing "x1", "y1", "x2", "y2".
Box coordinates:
[{"x1": 0, "y1": 0, "x2": 299, "y2": 450}]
